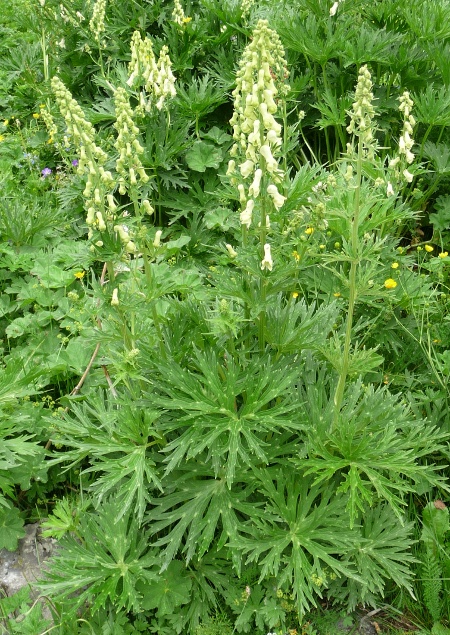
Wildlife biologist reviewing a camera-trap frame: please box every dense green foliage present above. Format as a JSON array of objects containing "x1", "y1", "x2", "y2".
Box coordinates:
[{"x1": 1, "y1": 0, "x2": 450, "y2": 633}]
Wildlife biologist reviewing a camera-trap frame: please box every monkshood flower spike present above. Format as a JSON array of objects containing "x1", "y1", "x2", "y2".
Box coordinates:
[
  {"x1": 127, "y1": 32, "x2": 176, "y2": 113},
  {"x1": 228, "y1": 18, "x2": 289, "y2": 271}
]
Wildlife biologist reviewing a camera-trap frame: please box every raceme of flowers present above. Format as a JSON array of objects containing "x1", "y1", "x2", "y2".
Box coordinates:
[
  {"x1": 172, "y1": 0, "x2": 191, "y2": 26},
  {"x1": 386, "y1": 91, "x2": 417, "y2": 191},
  {"x1": 127, "y1": 31, "x2": 176, "y2": 112},
  {"x1": 113, "y1": 87, "x2": 149, "y2": 195},
  {"x1": 228, "y1": 19, "x2": 289, "y2": 269},
  {"x1": 89, "y1": 0, "x2": 107, "y2": 42},
  {"x1": 346, "y1": 64, "x2": 375, "y2": 151},
  {"x1": 51, "y1": 77, "x2": 107, "y2": 170},
  {"x1": 51, "y1": 77, "x2": 115, "y2": 237},
  {"x1": 39, "y1": 105, "x2": 58, "y2": 144},
  {"x1": 241, "y1": 0, "x2": 255, "y2": 21}
]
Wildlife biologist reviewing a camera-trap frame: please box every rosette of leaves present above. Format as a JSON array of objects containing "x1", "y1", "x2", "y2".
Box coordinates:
[{"x1": 38, "y1": 501, "x2": 158, "y2": 617}]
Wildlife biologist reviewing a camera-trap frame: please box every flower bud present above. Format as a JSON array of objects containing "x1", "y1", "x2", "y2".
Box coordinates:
[
  {"x1": 225, "y1": 244, "x2": 237, "y2": 258},
  {"x1": 153, "y1": 230, "x2": 162, "y2": 247},
  {"x1": 111, "y1": 288, "x2": 119, "y2": 305}
]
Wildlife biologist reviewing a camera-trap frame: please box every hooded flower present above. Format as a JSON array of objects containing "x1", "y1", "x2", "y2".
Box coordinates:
[{"x1": 261, "y1": 243, "x2": 273, "y2": 271}]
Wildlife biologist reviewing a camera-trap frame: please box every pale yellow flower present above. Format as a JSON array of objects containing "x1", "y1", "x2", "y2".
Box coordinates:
[
  {"x1": 260, "y1": 243, "x2": 273, "y2": 271},
  {"x1": 439, "y1": 251, "x2": 448, "y2": 259},
  {"x1": 384, "y1": 278, "x2": 397, "y2": 289},
  {"x1": 425, "y1": 244, "x2": 434, "y2": 252},
  {"x1": 111, "y1": 288, "x2": 119, "y2": 306}
]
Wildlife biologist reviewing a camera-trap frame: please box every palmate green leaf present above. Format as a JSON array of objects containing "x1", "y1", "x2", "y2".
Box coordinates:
[
  {"x1": 402, "y1": 0, "x2": 450, "y2": 41},
  {"x1": 48, "y1": 392, "x2": 163, "y2": 523},
  {"x1": 150, "y1": 348, "x2": 305, "y2": 484},
  {"x1": 0, "y1": 505, "x2": 25, "y2": 551},
  {"x1": 342, "y1": 505, "x2": 416, "y2": 607},
  {"x1": 147, "y1": 465, "x2": 257, "y2": 570},
  {"x1": 139, "y1": 560, "x2": 192, "y2": 616},
  {"x1": 0, "y1": 360, "x2": 41, "y2": 404},
  {"x1": 264, "y1": 296, "x2": 339, "y2": 354},
  {"x1": 340, "y1": 23, "x2": 403, "y2": 67},
  {"x1": 313, "y1": 89, "x2": 351, "y2": 129},
  {"x1": 430, "y1": 195, "x2": 450, "y2": 232},
  {"x1": 143, "y1": 110, "x2": 191, "y2": 171},
  {"x1": 321, "y1": 335, "x2": 384, "y2": 376},
  {"x1": 41, "y1": 496, "x2": 89, "y2": 539},
  {"x1": 235, "y1": 468, "x2": 360, "y2": 619},
  {"x1": 276, "y1": 12, "x2": 342, "y2": 64},
  {"x1": 175, "y1": 75, "x2": 227, "y2": 120},
  {"x1": 38, "y1": 502, "x2": 158, "y2": 616},
  {"x1": 422, "y1": 501, "x2": 450, "y2": 548},
  {"x1": 185, "y1": 141, "x2": 223, "y2": 172},
  {"x1": 413, "y1": 84, "x2": 450, "y2": 126},
  {"x1": 0, "y1": 586, "x2": 51, "y2": 635},
  {"x1": 297, "y1": 381, "x2": 449, "y2": 526},
  {"x1": 423, "y1": 142, "x2": 450, "y2": 175}
]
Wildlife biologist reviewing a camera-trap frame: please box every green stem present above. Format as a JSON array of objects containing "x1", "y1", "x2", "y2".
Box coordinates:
[
  {"x1": 281, "y1": 100, "x2": 288, "y2": 176},
  {"x1": 417, "y1": 124, "x2": 433, "y2": 166},
  {"x1": 143, "y1": 250, "x2": 167, "y2": 360},
  {"x1": 97, "y1": 43, "x2": 105, "y2": 78},
  {"x1": 332, "y1": 135, "x2": 363, "y2": 427},
  {"x1": 299, "y1": 127, "x2": 319, "y2": 164}
]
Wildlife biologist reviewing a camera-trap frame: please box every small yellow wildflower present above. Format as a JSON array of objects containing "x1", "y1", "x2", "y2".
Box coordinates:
[
  {"x1": 384, "y1": 278, "x2": 397, "y2": 289},
  {"x1": 391, "y1": 262, "x2": 399, "y2": 269},
  {"x1": 74, "y1": 271, "x2": 85, "y2": 279},
  {"x1": 439, "y1": 251, "x2": 448, "y2": 259},
  {"x1": 0, "y1": 135, "x2": 4, "y2": 142},
  {"x1": 333, "y1": 292, "x2": 341, "y2": 297},
  {"x1": 47, "y1": 137, "x2": 54, "y2": 144},
  {"x1": 292, "y1": 250, "x2": 300, "y2": 262},
  {"x1": 182, "y1": 16, "x2": 192, "y2": 23},
  {"x1": 292, "y1": 292, "x2": 299, "y2": 298},
  {"x1": 32, "y1": 113, "x2": 40, "y2": 119},
  {"x1": 319, "y1": 244, "x2": 326, "y2": 249},
  {"x1": 425, "y1": 244, "x2": 434, "y2": 252},
  {"x1": 305, "y1": 227, "x2": 314, "y2": 235},
  {"x1": 3, "y1": 120, "x2": 8, "y2": 126}
]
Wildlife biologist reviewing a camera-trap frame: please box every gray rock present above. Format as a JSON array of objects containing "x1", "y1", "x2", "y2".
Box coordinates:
[{"x1": 0, "y1": 522, "x2": 57, "y2": 618}]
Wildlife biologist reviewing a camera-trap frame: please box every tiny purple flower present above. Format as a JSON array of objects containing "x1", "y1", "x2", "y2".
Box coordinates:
[
  {"x1": 41, "y1": 167, "x2": 52, "y2": 177},
  {"x1": 72, "y1": 159, "x2": 79, "y2": 167}
]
